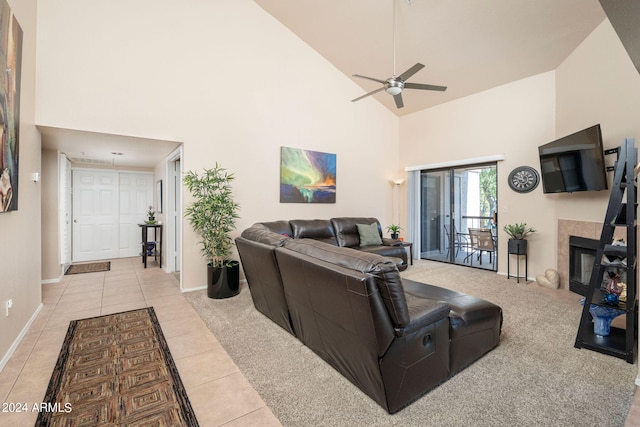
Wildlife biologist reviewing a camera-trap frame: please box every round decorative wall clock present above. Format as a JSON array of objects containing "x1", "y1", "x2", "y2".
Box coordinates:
[{"x1": 508, "y1": 166, "x2": 539, "y2": 193}]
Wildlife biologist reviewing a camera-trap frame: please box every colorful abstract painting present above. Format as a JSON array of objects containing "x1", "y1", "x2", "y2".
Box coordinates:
[
  {"x1": 0, "y1": 0, "x2": 22, "y2": 213},
  {"x1": 280, "y1": 147, "x2": 336, "y2": 203}
]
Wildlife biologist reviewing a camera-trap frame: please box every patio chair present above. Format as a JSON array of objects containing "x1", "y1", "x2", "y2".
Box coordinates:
[
  {"x1": 444, "y1": 224, "x2": 469, "y2": 261},
  {"x1": 468, "y1": 228, "x2": 496, "y2": 268}
]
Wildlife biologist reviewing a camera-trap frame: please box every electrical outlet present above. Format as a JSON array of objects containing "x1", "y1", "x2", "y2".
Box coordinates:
[{"x1": 5, "y1": 299, "x2": 12, "y2": 316}]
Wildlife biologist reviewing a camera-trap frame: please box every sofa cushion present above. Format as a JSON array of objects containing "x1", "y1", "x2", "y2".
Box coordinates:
[
  {"x1": 282, "y1": 239, "x2": 411, "y2": 328},
  {"x1": 241, "y1": 227, "x2": 290, "y2": 246},
  {"x1": 357, "y1": 223, "x2": 383, "y2": 246},
  {"x1": 283, "y1": 238, "x2": 385, "y2": 274},
  {"x1": 290, "y1": 219, "x2": 338, "y2": 245},
  {"x1": 252, "y1": 220, "x2": 293, "y2": 237},
  {"x1": 331, "y1": 217, "x2": 382, "y2": 248}
]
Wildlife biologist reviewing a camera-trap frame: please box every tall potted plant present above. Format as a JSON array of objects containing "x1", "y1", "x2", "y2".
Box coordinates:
[
  {"x1": 503, "y1": 223, "x2": 535, "y2": 255},
  {"x1": 184, "y1": 164, "x2": 241, "y2": 299}
]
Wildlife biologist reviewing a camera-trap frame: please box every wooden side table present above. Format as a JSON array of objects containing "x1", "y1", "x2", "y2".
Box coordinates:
[
  {"x1": 400, "y1": 241, "x2": 413, "y2": 265},
  {"x1": 139, "y1": 223, "x2": 162, "y2": 268}
]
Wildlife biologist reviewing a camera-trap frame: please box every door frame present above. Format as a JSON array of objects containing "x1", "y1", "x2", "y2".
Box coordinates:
[
  {"x1": 165, "y1": 146, "x2": 183, "y2": 287},
  {"x1": 420, "y1": 162, "x2": 498, "y2": 270}
]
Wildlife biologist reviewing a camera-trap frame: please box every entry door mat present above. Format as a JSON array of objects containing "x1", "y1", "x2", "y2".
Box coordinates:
[
  {"x1": 65, "y1": 261, "x2": 111, "y2": 275},
  {"x1": 35, "y1": 307, "x2": 199, "y2": 426}
]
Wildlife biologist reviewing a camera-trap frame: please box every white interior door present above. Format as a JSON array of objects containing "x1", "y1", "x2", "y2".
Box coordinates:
[
  {"x1": 72, "y1": 169, "x2": 118, "y2": 262},
  {"x1": 119, "y1": 172, "x2": 153, "y2": 257}
]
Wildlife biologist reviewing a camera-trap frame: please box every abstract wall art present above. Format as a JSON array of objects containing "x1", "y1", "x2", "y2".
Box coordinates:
[
  {"x1": 0, "y1": 0, "x2": 22, "y2": 213},
  {"x1": 280, "y1": 146, "x2": 336, "y2": 203}
]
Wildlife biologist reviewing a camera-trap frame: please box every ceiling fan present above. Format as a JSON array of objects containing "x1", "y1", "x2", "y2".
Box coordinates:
[{"x1": 351, "y1": 0, "x2": 447, "y2": 109}]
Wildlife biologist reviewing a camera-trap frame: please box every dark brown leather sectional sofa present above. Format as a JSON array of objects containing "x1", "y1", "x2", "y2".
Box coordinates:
[{"x1": 236, "y1": 218, "x2": 502, "y2": 413}]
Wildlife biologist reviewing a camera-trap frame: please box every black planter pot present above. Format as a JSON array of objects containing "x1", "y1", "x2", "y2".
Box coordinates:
[
  {"x1": 508, "y1": 239, "x2": 528, "y2": 255},
  {"x1": 207, "y1": 260, "x2": 240, "y2": 299},
  {"x1": 391, "y1": 233, "x2": 399, "y2": 239}
]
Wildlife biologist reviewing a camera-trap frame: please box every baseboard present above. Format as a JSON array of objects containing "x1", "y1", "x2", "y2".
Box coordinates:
[
  {"x1": 41, "y1": 264, "x2": 68, "y2": 284},
  {"x1": 180, "y1": 279, "x2": 247, "y2": 294},
  {"x1": 181, "y1": 285, "x2": 207, "y2": 293},
  {"x1": 0, "y1": 303, "x2": 44, "y2": 373},
  {"x1": 41, "y1": 275, "x2": 63, "y2": 284},
  {"x1": 496, "y1": 271, "x2": 534, "y2": 282}
]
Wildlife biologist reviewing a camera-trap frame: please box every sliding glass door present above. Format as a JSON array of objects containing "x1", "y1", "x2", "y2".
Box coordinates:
[{"x1": 420, "y1": 163, "x2": 497, "y2": 270}]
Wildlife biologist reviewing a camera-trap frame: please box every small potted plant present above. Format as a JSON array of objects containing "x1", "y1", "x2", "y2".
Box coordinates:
[
  {"x1": 386, "y1": 224, "x2": 403, "y2": 239},
  {"x1": 146, "y1": 206, "x2": 156, "y2": 223},
  {"x1": 503, "y1": 223, "x2": 535, "y2": 254},
  {"x1": 184, "y1": 164, "x2": 241, "y2": 299}
]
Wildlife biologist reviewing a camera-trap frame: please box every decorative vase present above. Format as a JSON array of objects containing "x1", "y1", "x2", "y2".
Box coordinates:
[
  {"x1": 508, "y1": 238, "x2": 527, "y2": 255},
  {"x1": 580, "y1": 298, "x2": 625, "y2": 336},
  {"x1": 207, "y1": 261, "x2": 240, "y2": 299},
  {"x1": 146, "y1": 242, "x2": 155, "y2": 256}
]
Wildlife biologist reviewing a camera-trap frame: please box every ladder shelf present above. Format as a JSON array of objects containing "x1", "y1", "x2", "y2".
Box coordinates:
[{"x1": 574, "y1": 138, "x2": 638, "y2": 363}]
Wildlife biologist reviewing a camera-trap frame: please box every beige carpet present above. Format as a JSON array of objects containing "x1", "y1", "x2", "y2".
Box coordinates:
[{"x1": 184, "y1": 260, "x2": 637, "y2": 426}]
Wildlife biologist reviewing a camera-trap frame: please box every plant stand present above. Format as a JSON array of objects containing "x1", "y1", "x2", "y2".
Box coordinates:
[
  {"x1": 139, "y1": 223, "x2": 162, "y2": 268},
  {"x1": 507, "y1": 239, "x2": 527, "y2": 283}
]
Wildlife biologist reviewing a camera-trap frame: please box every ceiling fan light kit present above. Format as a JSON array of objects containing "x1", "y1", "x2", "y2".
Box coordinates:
[
  {"x1": 351, "y1": 0, "x2": 447, "y2": 109},
  {"x1": 386, "y1": 81, "x2": 403, "y2": 95}
]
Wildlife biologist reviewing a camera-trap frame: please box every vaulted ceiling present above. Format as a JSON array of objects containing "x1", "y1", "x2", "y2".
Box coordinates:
[
  {"x1": 41, "y1": 1, "x2": 612, "y2": 166},
  {"x1": 254, "y1": 0, "x2": 606, "y2": 116}
]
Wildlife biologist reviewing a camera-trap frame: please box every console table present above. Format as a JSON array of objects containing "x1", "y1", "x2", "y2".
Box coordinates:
[{"x1": 139, "y1": 223, "x2": 162, "y2": 268}]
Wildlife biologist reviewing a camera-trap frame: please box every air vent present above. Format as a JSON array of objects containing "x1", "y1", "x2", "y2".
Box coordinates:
[{"x1": 66, "y1": 155, "x2": 114, "y2": 166}]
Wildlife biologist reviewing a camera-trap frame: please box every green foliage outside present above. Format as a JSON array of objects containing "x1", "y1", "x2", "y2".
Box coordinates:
[{"x1": 479, "y1": 166, "x2": 497, "y2": 222}]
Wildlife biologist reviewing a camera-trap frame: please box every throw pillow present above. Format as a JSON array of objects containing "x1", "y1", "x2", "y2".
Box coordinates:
[{"x1": 356, "y1": 223, "x2": 383, "y2": 246}]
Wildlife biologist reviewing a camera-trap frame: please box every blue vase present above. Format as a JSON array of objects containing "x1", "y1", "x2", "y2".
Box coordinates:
[{"x1": 580, "y1": 298, "x2": 625, "y2": 336}]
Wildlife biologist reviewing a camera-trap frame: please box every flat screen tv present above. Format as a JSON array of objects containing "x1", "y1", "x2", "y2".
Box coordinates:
[{"x1": 538, "y1": 124, "x2": 608, "y2": 194}]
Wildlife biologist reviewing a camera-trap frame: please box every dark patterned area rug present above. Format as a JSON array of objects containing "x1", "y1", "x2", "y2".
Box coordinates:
[
  {"x1": 35, "y1": 307, "x2": 199, "y2": 426},
  {"x1": 65, "y1": 261, "x2": 111, "y2": 275}
]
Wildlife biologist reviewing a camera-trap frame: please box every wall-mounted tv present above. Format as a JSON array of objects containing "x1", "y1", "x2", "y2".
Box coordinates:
[{"x1": 538, "y1": 124, "x2": 608, "y2": 194}]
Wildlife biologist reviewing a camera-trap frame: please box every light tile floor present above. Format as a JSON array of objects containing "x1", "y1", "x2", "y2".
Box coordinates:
[{"x1": 0, "y1": 257, "x2": 281, "y2": 427}]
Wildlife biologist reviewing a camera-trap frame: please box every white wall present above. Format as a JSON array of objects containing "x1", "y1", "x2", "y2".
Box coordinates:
[
  {"x1": 399, "y1": 18, "x2": 640, "y2": 281},
  {"x1": 555, "y1": 19, "x2": 640, "y2": 223},
  {"x1": 400, "y1": 72, "x2": 557, "y2": 278},
  {"x1": 41, "y1": 149, "x2": 60, "y2": 280},
  {"x1": 34, "y1": 2, "x2": 640, "y2": 294},
  {"x1": 35, "y1": 0, "x2": 400, "y2": 290},
  {"x1": 0, "y1": 0, "x2": 40, "y2": 366}
]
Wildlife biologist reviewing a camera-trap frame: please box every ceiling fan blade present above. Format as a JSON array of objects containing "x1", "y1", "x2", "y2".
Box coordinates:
[
  {"x1": 351, "y1": 86, "x2": 386, "y2": 102},
  {"x1": 404, "y1": 82, "x2": 447, "y2": 92},
  {"x1": 393, "y1": 93, "x2": 404, "y2": 109},
  {"x1": 352, "y1": 74, "x2": 387, "y2": 85},
  {"x1": 397, "y1": 63, "x2": 425, "y2": 82}
]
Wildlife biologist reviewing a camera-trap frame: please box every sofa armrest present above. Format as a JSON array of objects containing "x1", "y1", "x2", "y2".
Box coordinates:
[
  {"x1": 381, "y1": 237, "x2": 403, "y2": 246},
  {"x1": 394, "y1": 296, "x2": 450, "y2": 337}
]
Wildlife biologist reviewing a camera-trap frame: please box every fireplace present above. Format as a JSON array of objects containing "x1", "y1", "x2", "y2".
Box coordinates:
[{"x1": 569, "y1": 235, "x2": 599, "y2": 295}]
